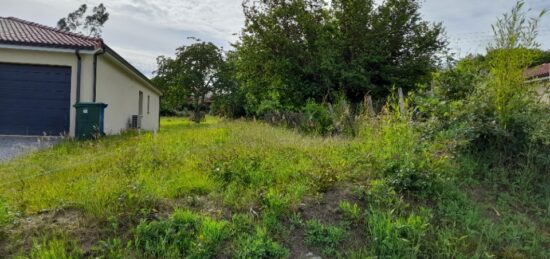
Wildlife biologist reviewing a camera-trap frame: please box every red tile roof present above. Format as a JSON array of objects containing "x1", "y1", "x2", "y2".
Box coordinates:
[
  {"x1": 525, "y1": 63, "x2": 550, "y2": 79},
  {"x1": 0, "y1": 17, "x2": 161, "y2": 94},
  {"x1": 0, "y1": 17, "x2": 102, "y2": 50}
]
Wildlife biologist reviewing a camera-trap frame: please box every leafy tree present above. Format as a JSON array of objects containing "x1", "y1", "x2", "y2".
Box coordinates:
[
  {"x1": 155, "y1": 40, "x2": 225, "y2": 123},
  {"x1": 57, "y1": 4, "x2": 109, "y2": 37},
  {"x1": 531, "y1": 49, "x2": 550, "y2": 66},
  {"x1": 333, "y1": 0, "x2": 447, "y2": 101},
  {"x1": 431, "y1": 55, "x2": 488, "y2": 101},
  {"x1": 210, "y1": 51, "x2": 247, "y2": 118},
  {"x1": 151, "y1": 72, "x2": 184, "y2": 116},
  {"x1": 235, "y1": 0, "x2": 334, "y2": 114},
  {"x1": 234, "y1": 0, "x2": 447, "y2": 115}
]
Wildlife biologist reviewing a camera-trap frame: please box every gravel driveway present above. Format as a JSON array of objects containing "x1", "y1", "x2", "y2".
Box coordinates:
[{"x1": 0, "y1": 136, "x2": 59, "y2": 162}]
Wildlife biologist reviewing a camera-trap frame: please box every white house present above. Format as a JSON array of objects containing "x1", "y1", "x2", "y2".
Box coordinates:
[{"x1": 0, "y1": 17, "x2": 162, "y2": 137}]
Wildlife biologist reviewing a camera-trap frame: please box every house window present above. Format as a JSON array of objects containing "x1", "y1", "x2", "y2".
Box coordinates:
[
  {"x1": 147, "y1": 95, "x2": 150, "y2": 114},
  {"x1": 138, "y1": 91, "x2": 143, "y2": 116}
]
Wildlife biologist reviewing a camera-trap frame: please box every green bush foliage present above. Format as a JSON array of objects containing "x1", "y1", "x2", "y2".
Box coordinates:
[
  {"x1": 359, "y1": 94, "x2": 455, "y2": 195},
  {"x1": 301, "y1": 101, "x2": 333, "y2": 135},
  {"x1": 415, "y1": 1, "x2": 549, "y2": 187},
  {"x1": 234, "y1": 0, "x2": 445, "y2": 115}
]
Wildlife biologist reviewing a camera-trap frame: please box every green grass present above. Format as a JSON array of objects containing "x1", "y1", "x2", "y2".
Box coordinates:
[
  {"x1": 24, "y1": 235, "x2": 82, "y2": 259},
  {"x1": 0, "y1": 117, "x2": 548, "y2": 257},
  {"x1": 134, "y1": 209, "x2": 230, "y2": 258},
  {"x1": 0, "y1": 117, "x2": 347, "y2": 218}
]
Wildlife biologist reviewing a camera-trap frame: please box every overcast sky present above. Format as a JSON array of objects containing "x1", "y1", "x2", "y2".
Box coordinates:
[{"x1": 2, "y1": 0, "x2": 549, "y2": 77}]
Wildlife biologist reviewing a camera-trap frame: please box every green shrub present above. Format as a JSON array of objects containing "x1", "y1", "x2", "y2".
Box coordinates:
[
  {"x1": 27, "y1": 236, "x2": 82, "y2": 259},
  {"x1": 259, "y1": 96, "x2": 362, "y2": 137},
  {"x1": 414, "y1": 2, "x2": 549, "y2": 186},
  {"x1": 366, "y1": 209, "x2": 429, "y2": 258},
  {"x1": 256, "y1": 99, "x2": 284, "y2": 118},
  {"x1": 301, "y1": 100, "x2": 333, "y2": 135},
  {"x1": 304, "y1": 220, "x2": 346, "y2": 256},
  {"x1": 234, "y1": 227, "x2": 288, "y2": 259},
  {"x1": 134, "y1": 210, "x2": 230, "y2": 258},
  {"x1": 327, "y1": 95, "x2": 360, "y2": 137},
  {"x1": 359, "y1": 100, "x2": 454, "y2": 196}
]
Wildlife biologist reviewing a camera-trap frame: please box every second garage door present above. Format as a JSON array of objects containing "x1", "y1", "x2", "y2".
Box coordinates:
[{"x1": 0, "y1": 63, "x2": 71, "y2": 135}]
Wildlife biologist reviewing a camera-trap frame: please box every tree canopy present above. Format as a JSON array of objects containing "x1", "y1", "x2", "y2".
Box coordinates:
[
  {"x1": 57, "y1": 3, "x2": 109, "y2": 37},
  {"x1": 233, "y1": 0, "x2": 447, "y2": 115},
  {"x1": 155, "y1": 40, "x2": 225, "y2": 122}
]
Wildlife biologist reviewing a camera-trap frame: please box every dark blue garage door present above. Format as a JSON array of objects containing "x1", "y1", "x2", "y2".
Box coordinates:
[{"x1": 0, "y1": 63, "x2": 71, "y2": 135}]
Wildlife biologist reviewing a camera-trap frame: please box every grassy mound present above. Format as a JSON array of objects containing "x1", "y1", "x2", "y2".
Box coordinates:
[{"x1": 0, "y1": 117, "x2": 548, "y2": 258}]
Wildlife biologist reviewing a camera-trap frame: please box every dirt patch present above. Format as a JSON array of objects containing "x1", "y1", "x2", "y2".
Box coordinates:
[
  {"x1": 286, "y1": 183, "x2": 367, "y2": 258},
  {"x1": 154, "y1": 195, "x2": 234, "y2": 221},
  {"x1": 467, "y1": 185, "x2": 503, "y2": 223}
]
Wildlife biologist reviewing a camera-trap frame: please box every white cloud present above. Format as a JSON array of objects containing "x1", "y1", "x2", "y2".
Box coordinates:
[{"x1": 93, "y1": 0, "x2": 244, "y2": 45}]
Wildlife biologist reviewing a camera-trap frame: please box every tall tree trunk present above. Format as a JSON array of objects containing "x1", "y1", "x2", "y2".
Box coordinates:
[{"x1": 192, "y1": 95, "x2": 201, "y2": 123}]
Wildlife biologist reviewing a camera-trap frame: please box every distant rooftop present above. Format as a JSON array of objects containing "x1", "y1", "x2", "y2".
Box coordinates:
[{"x1": 525, "y1": 63, "x2": 550, "y2": 79}]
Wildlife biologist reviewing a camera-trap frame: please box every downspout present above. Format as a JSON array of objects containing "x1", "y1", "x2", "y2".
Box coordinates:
[
  {"x1": 93, "y1": 48, "x2": 105, "y2": 103},
  {"x1": 75, "y1": 50, "x2": 82, "y2": 103}
]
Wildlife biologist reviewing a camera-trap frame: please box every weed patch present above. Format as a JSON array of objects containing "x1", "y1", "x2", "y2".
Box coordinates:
[
  {"x1": 0, "y1": 198, "x2": 11, "y2": 227},
  {"x1": 25, "y1": 236, "x2": 82, "y2": 259},
  {"x1": 366, "y1": 209, "x2": 430, "y2": 258},
  {"x1": 338, "y1": 201, "x2": 362, "y2": 224},
  {"x1": 234, "y1": 227, "x2": 289, "y2": 259},
  {"x1": 134, "y1": 210, "x2": 230, "y2": 258},
  {"x1": 304, "y1": 219, "x2": 346, "y2": 256}
]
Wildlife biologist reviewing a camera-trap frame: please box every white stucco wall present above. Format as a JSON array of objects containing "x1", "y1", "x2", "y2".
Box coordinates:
[
  {"x1": 0, "y1": 47, "x2": 94, "y2": 136},
  {"x1": 95, "y1": 54, "x2": 160, "y2": 134}
]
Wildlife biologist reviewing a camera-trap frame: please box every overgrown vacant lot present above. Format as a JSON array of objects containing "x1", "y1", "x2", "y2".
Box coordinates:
[{"x1": 0, "y1": 117, "x2": 548, "y2": 258}]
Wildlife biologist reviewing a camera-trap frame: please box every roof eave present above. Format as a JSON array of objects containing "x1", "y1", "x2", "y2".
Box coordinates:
[
  {"x1": 0, "y1": 42, "x2": 97, "y2": 54},
  {"x1": 0, "y1": 39, "x2": 98, "y2": 51}
]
